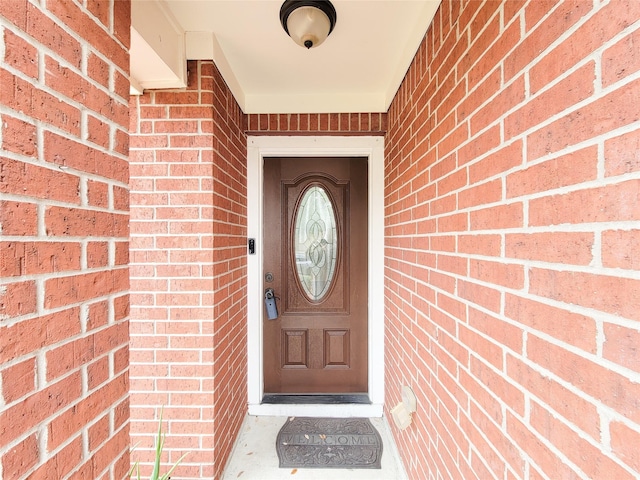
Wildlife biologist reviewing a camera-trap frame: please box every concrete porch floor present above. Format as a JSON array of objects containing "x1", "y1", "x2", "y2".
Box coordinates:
[{"x1": 221, "y1": 416, "x2": 408, "y2": 480}]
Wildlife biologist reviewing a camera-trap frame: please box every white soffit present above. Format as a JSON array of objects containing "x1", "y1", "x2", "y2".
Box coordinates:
[
  {"x1": 132, "y1": 0, "x2": 441, "y2": 113},
  {"x1": 130, "y1": 0, "x2": 187, "y2": 94}
]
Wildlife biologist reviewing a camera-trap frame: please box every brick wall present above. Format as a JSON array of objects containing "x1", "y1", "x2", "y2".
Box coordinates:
[
  {"x1": 210, "y1": 62, "x2": 248, "y2": 480},
  {"x1": 129, "y1": 60, "x2": 247, "y2": 479},
  {"x1": 246, "y1": 112, "x2": 387, "y2": 135},
  {"x1": 0, "y1": 1, "x2": 130, "y2": 479},
  {"x1": 384, "y1": 0, "x2": 640, "y2": 479}
]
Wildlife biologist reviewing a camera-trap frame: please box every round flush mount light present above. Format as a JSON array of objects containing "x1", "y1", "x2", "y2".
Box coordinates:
[{"x1": 280, "y1": 0, "x2": 337, "y2": 49}]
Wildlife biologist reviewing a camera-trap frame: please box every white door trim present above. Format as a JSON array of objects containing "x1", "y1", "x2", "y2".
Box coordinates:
[{"x1": 246, "y1": 135, "x2": 385, "y2": 417}]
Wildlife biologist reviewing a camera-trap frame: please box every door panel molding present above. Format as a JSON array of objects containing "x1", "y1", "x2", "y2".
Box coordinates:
[{"x1": 247, "y1": 136, "x2": 385, "y2": 417}]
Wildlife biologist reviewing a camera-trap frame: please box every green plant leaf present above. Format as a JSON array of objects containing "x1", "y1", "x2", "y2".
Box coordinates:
[
  {"x1": 160, "y1": 452, "x2": 189, "y2": 480},
  {"x1": 151, "y1": 407, "x2": 165, "y2": 480},
  {"x1": 129, "y1": 406, "x2": 188, "y2": 479}
]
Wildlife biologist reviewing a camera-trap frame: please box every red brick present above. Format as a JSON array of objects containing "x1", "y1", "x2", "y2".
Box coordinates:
[
  {"x1": 2, "y1": 114, "x2": 37, "y2": 157},
  {"x1": 0, "y1": 280, "x2": 37, "y2": 317},
  {"x1": 522, "y1": 0, "x2": 561, "y2": 32},
  {"x1": 471, "y1": 75, "x2": 525, "y2": 135},
  {"x1": 458, "y1": 234, "x2": 502, "y2": 256},
  {"x1": 603, "y1": 28, "x2": 640, "y2": 87},
  {"x1": 459, "y1": 280, "x2": 501, "y2": 313},
  {"x1": 438, "y1": 123, "x2": 468, "y2": 158},
  {"x1": 530, "y1": 179, "x2": 640, "y2": 226},
  {"x1": 528, "y1": 79, "x2": 640, "y2": 160},
  {"x1": 507, "y1": 412, "x2": 580, "y2": 479},
  {"x1": 469, "y1": 404, "x2": 525, "y2": 477},
  {"x1": 115, "y1": 241, "x2": 129, "y2": 266},
  {"x1": 113, "y1": 0, "x2": 131, "y2": 48},
  {"x1": 505, "y1": 0, "x2": 592, "y2": 82},
  {"x1": 505, "y1": 231, "x2": 594, "y2": 265},
  {"x1": 469, "y1": 140, "x2": 522, "y2": 184},
  {"x1": 0, "y1": 372, "x2": 81, "y2": 447},
  {"x1": 611, "y1": 421, "x2": 640, "y2": 472},
  {"x1": 603, "y1": 324, "x2": 640, "y2": 374},
  {"x1": 1, "y1": 357, "x2": 36, "y2": 403},
  {"x1": 1, "y1": 433, "x2": 39, "y2": 479},
  {"x1": 87, "y1": 0, "x2": 110, "y2": 29},
  {"x1": 48, "y1": 372, "x2": 127, "y2": 450},
  {"x1": 45, "y1": 206, "x2": 128, "y2": 238},
  {"x1": 46, "y1": 335, "x2": 96, "y2": 381},
  {"x1": 0, "y1": 0, "x2": 28, "y2": 30},
  {"x1": 28, "y1": 436, "x2": 82, "y2": 480},
  {"x1": 507, "y1": 62, "x2": 595, "y2": 139},
  {"x1": 602, "y1": 229, "x2": 640, "y2": 270},
  {"x1": 87, "y1": 115, "x2": 110, "y2": 149},
  {"x1": 505, "y1": 294, "x2": 597, "y2": 353},
  {"x1": 0, "y1": 308, "x2": 81, "y2": 363},
  {"x1": 88, "y1": 413, "x2": 110, "y2": 452},
  {"x1": 470, "y1": 202, "x2": 523, "y2": 230},
  {"x1": 44, "y1": 131, "x2": 128, "y2": 183},
  {"x1": 2, "y1": 0, "x2": 131, "y2": 477},
  {"x1": 44, "y1": 268, "x2": 129, "y2": 309},
  {"x1": 0, "y1": 69, "x2": 81, "y2": 135},
  {"x1": 507, "y1": 354, "x2": 601, "y2": 441},
  {"x1": 460, "y1": 324, "x2": 503, "y2": 369},
  {"x1": 507, "y1": 146, "x2": 598, "y2": 198},
  {"x1": 88, "y1": 300, "x2": 109, "y2": 331},
  {"x1": 45, "y1": 56, "x2": 128, "y2": 128},
  {"x1": 25, "y1": 2, "x2": 82, "y2": 67},
  {"x1": 87, "y1": 180, "x2": 109, "y2": 208},
  {"x1": 1, "y1": 241, "x2": 82, "y2": 277},
  {"x1": 475, "y1": 355, "x2": 524, "y2": 414},
  {"x1": 87, "y1": 241, "x2": 109, "y2": 268},
  {"x1": 114, "y1": 128, "x2": 129, "y2": 157},
  {"x1": 458, "y1": 125, "x2": 501, "y2": 167},
  {"x1": 528, "y1": 335, "x2": 640, "y2": 423},
  {"x1": 47, "y1": 0, "x2": 128, "y2": 72},
  {"x1": 459, "y1": 179, "x2": 502, "y2": 210},
  {"x1": 114, "y1": 70, "x2": 130, "y2": 101},
  {"x1": 530, "y1": 267, "x2": 639, "y2": 320},
  {"x1": 93, "y1": 322, "x2": 128, "y2": 357},
  {"x1": 437, "y1": 212, "x2": 468, "y2": 232},
  {"x1": 470, "y1": 308, "x2": 522, "y2": 353},
  {"x1": 88, "y1": 356, "x2": 110, "y2": 391},
  {"x1": 470, "y1": 259, "x2": 524, "y2": 289},
  {"x1": 604, "y1": 129, "x2": 640, "y2": 177},
  {"x1": 1, "y1": 156, "x2": 81, "y2": 204},
  {"x1": 530, "y1": 0, "x2": 640, "y2": 93},
  {"x1": 155, "y1": 91, "x2": 200, "y2": 106},
  {"x1": 468, "y1": 18, "x2": 515, "y2": 92},
  {"x1": 114, "y1": 344, "x2": 129, "y2": 375},
  {"x1": 459, "y1": 70, "x2": 501, "y2": 122},
  {"x1": 532, "y1": 402, "x2": 634, "y2": 479}
]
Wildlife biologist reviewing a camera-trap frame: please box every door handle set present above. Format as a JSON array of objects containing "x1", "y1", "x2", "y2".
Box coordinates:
[{"x1": 264, "y1": 288, "x2": 279, "y2": 320}]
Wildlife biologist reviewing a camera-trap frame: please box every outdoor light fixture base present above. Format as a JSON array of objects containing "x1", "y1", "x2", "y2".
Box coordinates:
[{"x1": 280, "y1": 0, "x2": 337, "y2": 49}]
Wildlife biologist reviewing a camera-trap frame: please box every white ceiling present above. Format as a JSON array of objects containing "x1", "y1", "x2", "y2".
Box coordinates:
[{"x1": 130, "y1": 0, "x2": 440, "y2": 113}]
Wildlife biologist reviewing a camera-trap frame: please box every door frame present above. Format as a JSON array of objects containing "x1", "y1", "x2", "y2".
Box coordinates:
[{"x1": 247, "y1": 135, "x2": 385, "y2": 417}]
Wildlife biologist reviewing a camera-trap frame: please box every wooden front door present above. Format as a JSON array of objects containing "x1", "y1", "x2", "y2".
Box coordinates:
[{"x1": 263, "y1": 157, "x2": 368, "y2": 394}]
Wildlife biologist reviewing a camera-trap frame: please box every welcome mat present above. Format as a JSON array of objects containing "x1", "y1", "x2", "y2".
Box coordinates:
[{"x1": 276, "y1": 417, "x2": 383, "y2": 469}]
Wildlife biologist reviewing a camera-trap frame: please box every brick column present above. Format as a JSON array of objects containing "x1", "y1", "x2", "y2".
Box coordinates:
[{"x1": 129, "y1": 60, "x2": 247, "y2": 479}]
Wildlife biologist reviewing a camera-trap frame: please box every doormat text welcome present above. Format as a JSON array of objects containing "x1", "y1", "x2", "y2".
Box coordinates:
[{"x1": 276, "y1": 417, "x2": 383, "y2": 469}]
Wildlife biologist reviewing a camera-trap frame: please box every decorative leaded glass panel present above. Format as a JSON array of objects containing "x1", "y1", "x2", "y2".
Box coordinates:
[{"x1": 293, "y1": 185, "x2": 338, "y2": 301}]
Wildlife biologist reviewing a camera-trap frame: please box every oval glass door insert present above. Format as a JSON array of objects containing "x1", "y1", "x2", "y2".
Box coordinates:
[{"x1": 293, "y1": 185, "x2": 338, "y2": 302}]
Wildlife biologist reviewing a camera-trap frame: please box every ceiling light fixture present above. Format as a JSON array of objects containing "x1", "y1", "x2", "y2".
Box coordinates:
[{"x1": 280, "y1": 0, "x2": 337, "y2": 49}]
